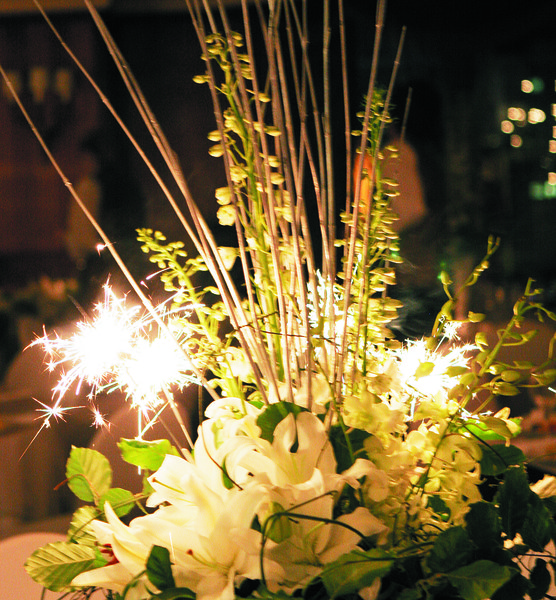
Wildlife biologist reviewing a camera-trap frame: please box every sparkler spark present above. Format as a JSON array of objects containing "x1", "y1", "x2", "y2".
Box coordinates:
[{"x1": 32, "y1": 282, "x2": 198, "y2": 441}]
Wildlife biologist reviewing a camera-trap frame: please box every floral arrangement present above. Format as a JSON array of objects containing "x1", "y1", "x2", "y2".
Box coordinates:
[{"x1": 9, "y1": 1, "x2": 556, "y2": 599}]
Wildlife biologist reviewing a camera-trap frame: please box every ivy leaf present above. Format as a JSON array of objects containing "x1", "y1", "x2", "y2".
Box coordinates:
[
  {"x1": 118, "y1": 438, "x2": 179, "y2": 472},
  {"x1": 480, "y1": 444, "x2": 525, "y2": 476},
  {"x1": 445, "y1": 560, "x2": 513, "y2": 600},
  {"x1": 147, "y1": 545, "x2": 175, "y2": 591},
  {"x1": 66, "y1": 446, "x2": 112, "y2": 503},
  {"x1": 320, "y1": 549, "x2": 394, "y2": 598},
  {"x1": 427, "y1": 526, "x2": 473, "y2": 573},
  {"x1": 495, "y1": 467, "x2": 532, "y2": 538},
  {"x1": 99, "y1": 487, "x2": 136, "y2": 518},
  {"x1": 24, "y1": 542, "x2": 102, "y2": 592}
]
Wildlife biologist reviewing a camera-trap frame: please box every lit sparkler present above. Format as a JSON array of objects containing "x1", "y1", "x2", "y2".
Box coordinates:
[{"x1": 33, "y1": 282, "x2": 197, "y2": 440}]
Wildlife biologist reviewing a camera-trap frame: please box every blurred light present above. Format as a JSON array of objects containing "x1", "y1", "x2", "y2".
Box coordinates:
[
  {"x1": 530, "y1": 182, "x2": 544, "y2": 200},
  {"x1": 521, "y1": 80, "x2": 534, "y2": 93},
  {"x1": 529, "y1": 181, "x2": 556, "y2": 200},
  {"x1": 545, "y1": 182, "x2": 556, "y2": 198},
  {"x1": 508, "y1": 107, "x2": 526, "y2": 121},
  {"x1": 522, "y1": 77, "x2": 544, "y2": 93},
  {"x1": 528, "y1": 108, "x2": 546, "y2": 124},
  {"x1": 553, "y1": 126, "x2": 556, "y2": 138},
  {"x1": 549, "y1": 172, "x2": 556, "y2": 185},
  {"x1": 501, "y1": 120, "x2": 514, "y2": 134},
  {"x1": 553, "y1": 104, "x2": 556, "y2": 117},
  {"x1": 550, "y1": 140, "x2": 556, "y2": 153},
  {"x1": 510, "y1": 134, "x2": 522, "y2": 148}
]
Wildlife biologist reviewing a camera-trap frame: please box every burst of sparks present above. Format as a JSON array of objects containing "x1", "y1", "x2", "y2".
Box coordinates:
[
  {"x1": 397, "y1": 338, "x2": 478, "y2": 400},
  {"x1": 33, "y1": 282, "x2": 198, "y2": 438}
]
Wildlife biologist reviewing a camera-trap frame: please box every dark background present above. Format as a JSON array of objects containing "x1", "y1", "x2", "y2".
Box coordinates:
[{"x1": 1, "y1": 0, "x2": 556, "y2": 300}]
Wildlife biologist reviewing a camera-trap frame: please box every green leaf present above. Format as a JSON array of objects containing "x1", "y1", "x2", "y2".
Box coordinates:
[
  {"x1": 491, "y1": 572, "x2": 530, "y2": 600},
  {"x1": 99, "y1": 487, "x2": 136, "y2": 518},
  {"x1": 147, "y1": 545, "x2": 175, "y2": 591},
  {"x1": 118, "y1": 438, "x2": 179, "y2": 471},
  {"x1": 465, "y1": 502, "x2": 502, "y2": 550},
  {"x1": 521, "y1": 492, "x2": 553, "y2": 551},
  {"x1": 66, "y1": 446, "x2": 112, "y2": 503},
  {"x1": 330, "y1": 425, "x2": 370, "y2": 473},
  {"x1": 480, "y1": 444, "x2": 525, "y2": 476},
  {"x1": 67, "y1": 506, "x2": 99, "y2": 545},
  {"x1": 446, "y1": 560, "x2": 513, "y2": 600},
  {"x1": 257, "y1": 402, "x2": 307, "y2": 443},
  {"x1": 320, "y1": 549, "x2": 394, "y2": 598},
  {"x1": 495, "y1": 467, "x2": 532, "y2": 538},
  {"x1": 24, "y1": 541, "x2": 101, "y2": 592},
  {"x1": 427, "y1": 526, "x2": 473, "y2": 573}
]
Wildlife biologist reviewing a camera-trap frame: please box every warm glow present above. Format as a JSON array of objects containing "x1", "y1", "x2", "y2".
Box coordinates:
[
  {"x1": 501, "y1": 120, "x2": 514, "y2": 134},
  {"x1": 34, "y1": 282, "x2": 197, "y2": 435},
  {"x1": 508, "y1": 107, "x2": 526, "y2": 121},
  {"x1": 528, "y1": 108, "x2": 546, "y2": 124},
  {"x1": 550, "y1": 140, "x2": 556, "y2": 153},
  {"x1": 510, "y1": 134, "x2": 522, "y2": 148},
  {"x1": 397, "y1": 338, "x2": 477, "y2": 400},
  {"x1": 521, "y1": 79, "x2": 534, "y2": 93},
  {"x1": 549, "y1": 172, "x2": 556, "y2": 185}
]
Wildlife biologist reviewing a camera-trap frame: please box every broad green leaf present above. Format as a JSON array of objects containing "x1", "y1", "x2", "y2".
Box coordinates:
[
  {"x1": 66, "y1": 446, "x2": 112, "y2": 503},
  {"x1": 446, "y1": 560, "x2": 513, "y2": 600},
  {"x1": 257, "y1": 402, "x2": 307, "y2": 443},
  {"x1": 427, "y1": 526, "x2": 473, "y2": 573},
  {"x1": 67, "y1": 506, "x2": 100, "y2": 545},
  {"x1": 465, "y1": 502, "x2": 502, "y2": 549},
  {"x1": 147, "y1": 545, "x2": 175, "y2": 591},
  {"x1": 99, "y1": 487, "x2": 136, "y2": 518},
  {"x1": 24, "y1": 541, "x2": 101, "y2": 592},
  {"x1": 147, "y1": 546, "x2": 176, "y2": 590},
  {"x1": 330, "y1": 425, "x2": 370, "y2": 473},
  {"x1": 320, "y1": 549, "x2": 394, "y2": 598},
  {"x1": 479, "y1": 444, "x2": 525, "y2": 476},
  {"x1": 495, "y1": 467, "x2": 531, "y2": 538},
  {"x1": 118, "y1": 438, "x2": 179, "y2": 471},
  {"x1": 491, "y1": 572, "x2": 530, "y2": 600},
  {"x1": 521, "y1": 493, "x2": 553, "y2": 551}
]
